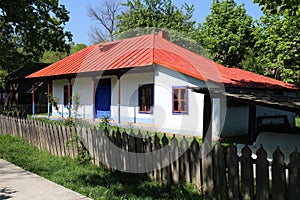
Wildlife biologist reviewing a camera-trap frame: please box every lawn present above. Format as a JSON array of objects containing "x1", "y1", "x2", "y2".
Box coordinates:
[
  {"x1": 0, "y1": 134, "x2": 201, "y2": 200},
  {"x1": 296, "y1": 116, "x2": 300, "y2": 127}
]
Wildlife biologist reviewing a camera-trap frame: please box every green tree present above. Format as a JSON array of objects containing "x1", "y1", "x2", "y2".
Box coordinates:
[
  {"x1": 253, "y1": 0, "x2": 299, "y2": 15},
  {"x1": 116, "y1": 0, "x2": 195, "y2": 37},
  {"x1": 197, "y1": 0, "x2": 255, "y2": 68},
  {"x1": 0, "y1": 0, "x2": 72, "y2": 71},
  {"x1": 40, "y1": 43, "x2": 87, "y2": 63},
  {"x1": 252, "y1": 11, "x2": 300, "y2": 84}
]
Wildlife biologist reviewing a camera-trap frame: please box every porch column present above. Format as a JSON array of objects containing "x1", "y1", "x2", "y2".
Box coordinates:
[
  {"x1": 32, "y1": 83, "x2": 35, "y2": 116},
  {"x1": 117, "y1": 75, "x2": 121, "y2": 124},
  {"x1": 92, "y1": 77, "x2": 95, "y2": 120},
  {"x1": 47, "y1": 81, "x2": 51, "y2": 118},
  {"x1": 68, "y1": 78, "x2": 71, "y2": 118},
  {"x1": 248, "y1": 104, "x2": 256, "y2": 144}
]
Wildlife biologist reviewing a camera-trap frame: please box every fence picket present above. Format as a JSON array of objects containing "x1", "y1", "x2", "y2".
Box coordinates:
[
  {"x1": 272, "y1": 148, "x2": 286, "y2": 200},
  {"x1": 256, "y1": 145, "x2": 270, "y2": 200},
  {"x1": 1, "y1": 115, "x2": 299, "y2": 199},
  {"x1": 226, "y1": 144, "x2": 240, "y2": 200},
  {"x1": 288, "y1": 150, "x2": 300, "y2": 200},
  {"x1": 241, "y1": 145, "x2": 254, "y2": 200},
  {"x1": 214, "y1": 143, "x2": 227, "y2": 197}
]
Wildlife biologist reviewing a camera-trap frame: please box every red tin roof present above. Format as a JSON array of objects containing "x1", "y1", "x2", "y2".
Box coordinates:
[{"x1": 26, "y1": 32, "x2": 297, "y2": 90}]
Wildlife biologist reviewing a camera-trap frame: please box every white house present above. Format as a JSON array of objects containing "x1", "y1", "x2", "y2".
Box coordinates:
[{"x1": 26, "y1": 31, "x2": 299, "y2": 141}]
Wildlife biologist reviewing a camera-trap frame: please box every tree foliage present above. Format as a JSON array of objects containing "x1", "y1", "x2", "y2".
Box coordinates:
[
  {"x1": 0, "y1": 0, "x2": 72, "y2": 71},
  {"x1": 251, "y1": 11, "x2": 300, "y2": 84},
  {"x1": 40, "y1": 43, "x2": 87, "y2": 63},
  {"x1": 197, "y1": 0, "x2": 254, "y2": 68},
  {"x1": 253, "y1": 0, "x2": 299, "y2": 15},
  {"x1": 116, "y1": 0, "x2": 195, "y2": 36}
]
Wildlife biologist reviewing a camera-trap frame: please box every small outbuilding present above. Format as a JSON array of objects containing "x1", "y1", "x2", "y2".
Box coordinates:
[{"x1": 26, "y1": 31, "x2": 299, "y2": 140}]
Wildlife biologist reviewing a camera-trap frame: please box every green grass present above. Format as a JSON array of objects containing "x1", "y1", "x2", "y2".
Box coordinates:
[
  {"x1": 0, "y1": 134, "x2": 201, "y2": 200},
  {"x1": 296, "y1": 116, "x2": 300, "y2": 127}
]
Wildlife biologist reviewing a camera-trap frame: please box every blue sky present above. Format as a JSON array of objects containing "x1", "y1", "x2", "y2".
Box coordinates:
[{"x1": 59, "y1": 0, "x2": 263, "y2": 45}]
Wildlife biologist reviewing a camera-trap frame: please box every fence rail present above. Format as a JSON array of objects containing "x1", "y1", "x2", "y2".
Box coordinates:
[{"x1": 0, "y1": 115, "x2": 299, "y2": 199}]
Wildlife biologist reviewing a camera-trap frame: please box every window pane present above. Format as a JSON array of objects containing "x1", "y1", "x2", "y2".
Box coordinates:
[
  {"x1": 138, "y1": 84, "x2": 153, "y2": 113},
  {"x1": 173, "y1": 89, "x2": 178, "y2": 100},
  {"x1": 173, "y1": 100, "x2": 179, "y2": 111},
  {"x1": 181, "y1": 101, "x2": 186, "y2": 112},
  {"x1": 181, "y1": 89, "x2": 186, "y2": 100}
]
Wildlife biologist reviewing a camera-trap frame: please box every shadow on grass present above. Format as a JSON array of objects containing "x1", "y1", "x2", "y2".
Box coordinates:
[{"x1": 77, "y1": 170, "x2": 201, "y2": 199}]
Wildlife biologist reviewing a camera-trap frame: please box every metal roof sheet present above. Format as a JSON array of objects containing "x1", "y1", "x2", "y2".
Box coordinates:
[{"x1": 26, "y1": 32, "x2": 297, "y2": 90}]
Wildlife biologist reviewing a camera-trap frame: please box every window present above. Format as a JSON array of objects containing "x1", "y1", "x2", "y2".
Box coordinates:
[
  {"x1": 63, "y1": 85, "x2": 72, "y2": 107},
  {"x1": 173, "y1": 87, "x2": 188, "y2": 114},
  {"x1": 138, "y1": 84, "x2": 154, "y2": 113}
]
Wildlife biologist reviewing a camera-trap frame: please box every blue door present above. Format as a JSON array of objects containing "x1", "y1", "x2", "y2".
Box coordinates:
[{"x1": 95, "y1": 79, "x2": 111, "y2": 118}]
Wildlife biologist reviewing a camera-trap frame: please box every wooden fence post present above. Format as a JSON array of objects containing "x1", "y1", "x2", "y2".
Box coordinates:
[
  {"x1": 241, "y1": 145, "x2": 254, "y2": 200},
  {"x1": 214, "y1": 143, "x2": 227, "y2": 198},
  {"x1": 170, "y1": 135, "x2": 179, "y2": 184},
  {"x1": 179, "y1": 136, "x2": 190, "y2": 183},
  {"x1": 161, "y1": 133, "x2": 170, "y2": 184},
  {"x1": 288, "y1": 150, "x2": 300, "y2": 200},
  {"x1": 144, "y1": 132, "x2": 153, "y2": 179},
  {"x1": 272, "y1": 148, "x2": 286, "y2": 200},
  {"x1": 122, "y1": 130, "x2": 129, "y2": 171},
  {"x1": 256, "y1": 145, "x2": 270, "y2": 200},
  {"x1": 190, "y1": 138, "x2": 201, "y2": 190},
  {"x1": 226, "y1": 144, "x2": 240, "y2": 199},
  {"x1": 154, "y1": 133, "x2": 162, "y2": 183}
]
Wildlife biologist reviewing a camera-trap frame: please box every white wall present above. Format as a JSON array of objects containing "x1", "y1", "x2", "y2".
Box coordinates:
[
  {"x1": 111, "y1": 71, "x2": 155, "y2": 124},
  {"x1": 221, "y1": 103, "x2": 297, "y2": 137},
  {"x1": 153, "y1": 66, "x2": 206, "y2": 136}
]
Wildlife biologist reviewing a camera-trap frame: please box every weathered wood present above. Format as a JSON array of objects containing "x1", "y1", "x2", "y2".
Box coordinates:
[
  {"x1": 202, "y1": 149, "x2": 214, "y2": 197},
  {"x1": 240, "y1": 145, "x2": 254, "y2": 200},
  {"x1": 122, "y1": 130, "x2": 129, "y2": 171},
  {"x1": 144, "y1": 132, "x2": 153, "y2": 178},
  {"x1": 128, "y1": 130, "x2": 137, "y2": 172},
  {"x1": 272, "y1": 148, "x2": 286, "y2": 200},
  {"x1": 226, "y1": 144, "x2": 240, "y2": 200},
  {"x1": 190, "y1": 138, "x2": 201, "y2": 190},
  {"x1": 288, "y1": 150, "x2": 300, "y2": 200},
  {"x1": 214, "y1": 143, "x2": 227, "y2": 197},
  {"x1": 115, "y1": 128, "x2": 122, "y2": 170},
  {"x1": 136, "y1": 130, "x2": 144, "y2": 175},
  {"x1": 161, "y1": 133, "x2": 170, "y2": 184},
  {"x1": 154, "y1": 133, "x2": 162, "y2": 182},
  {"x1": 256, "y1": 145, "x2": 270, "y2": 200},
  {"x1": 170, "y1": 135, "x2": 179, "y2": 184},
  {"x1": 179, "y1": 136, "x2": 190, "y2": 183}
]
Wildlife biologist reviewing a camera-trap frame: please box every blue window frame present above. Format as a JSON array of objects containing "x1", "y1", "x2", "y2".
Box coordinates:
[{"x1": 172, "y1": 86, "x2": 188, "y2": 114}]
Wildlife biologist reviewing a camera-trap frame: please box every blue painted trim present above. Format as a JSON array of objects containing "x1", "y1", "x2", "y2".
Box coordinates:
[
  {"x1": 111, "y1": 115, "x2": 154, "y2": 124},
  {"x1": 32, "y1": 102, "x2": 35, "y2": 116},
  {"x1": 47, "y1": 102, "x2": 51, "y2": 118}
]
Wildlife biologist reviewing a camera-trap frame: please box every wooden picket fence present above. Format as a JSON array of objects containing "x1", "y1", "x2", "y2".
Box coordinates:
[{"x1": 0, "y1": 115, "x2": 300, "y2": 200}]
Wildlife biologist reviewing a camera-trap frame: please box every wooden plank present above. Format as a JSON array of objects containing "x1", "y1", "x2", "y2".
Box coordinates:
[
  {"x1": 136, "y1": 130, "x2": 144, "y2": 175},
  {"x1": 170, "y1": 135, "x2": 179, "y2": 184},
  {"x1": 128, "y1": 130, "x2": 137, "y2": 172},
  {"x1": 179, "y1": 136, "x2": 190, "y2": 183},
  {"x1": 202, "y1": 150, "x2": 214, "y2": 197},
  {"x1": 240, "y1": 145, "x2": 254, "y2": 200},
  {"x1": 256, "y1": 145, "x2": 270, "y2": 200},
  {"x1": 161, "y1": 133, "x2": 170, "y2": 184},
  {"x1": 288, "y1": 150, "x2": 300, "y2": 200},
  {"x1": 272, "y1": 148, "x2": 286, "y2": 200},
  {"x1": 144, "y1": 132, "x2": 153, "y2": 179},
  {"x1": 190, "y1": 138, "x2": 201, "y2": 190},
  {"x1": 122, "y1": 130, "x2": 129, "y2": 171},
  {"x1": 154, "y1": 133, "x2": 162, "y2": 182},
  {"x1": 226, "y1": 144, "x2": 240, "y2": 199},
  {"x1": 214, "y1": 143, "x2": 227, "y2": 197},
  {"x1": 115, "y1": 128, "x2": 122, "y2": 170}
]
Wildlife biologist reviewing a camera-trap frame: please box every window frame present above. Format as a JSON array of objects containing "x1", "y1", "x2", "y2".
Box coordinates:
[
  {"x1": 172, "y1": 86, "x2": 188, "y2": 114},
  {"x1": 138, "y1": 84, "x2": 154, "y2": 114}
]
